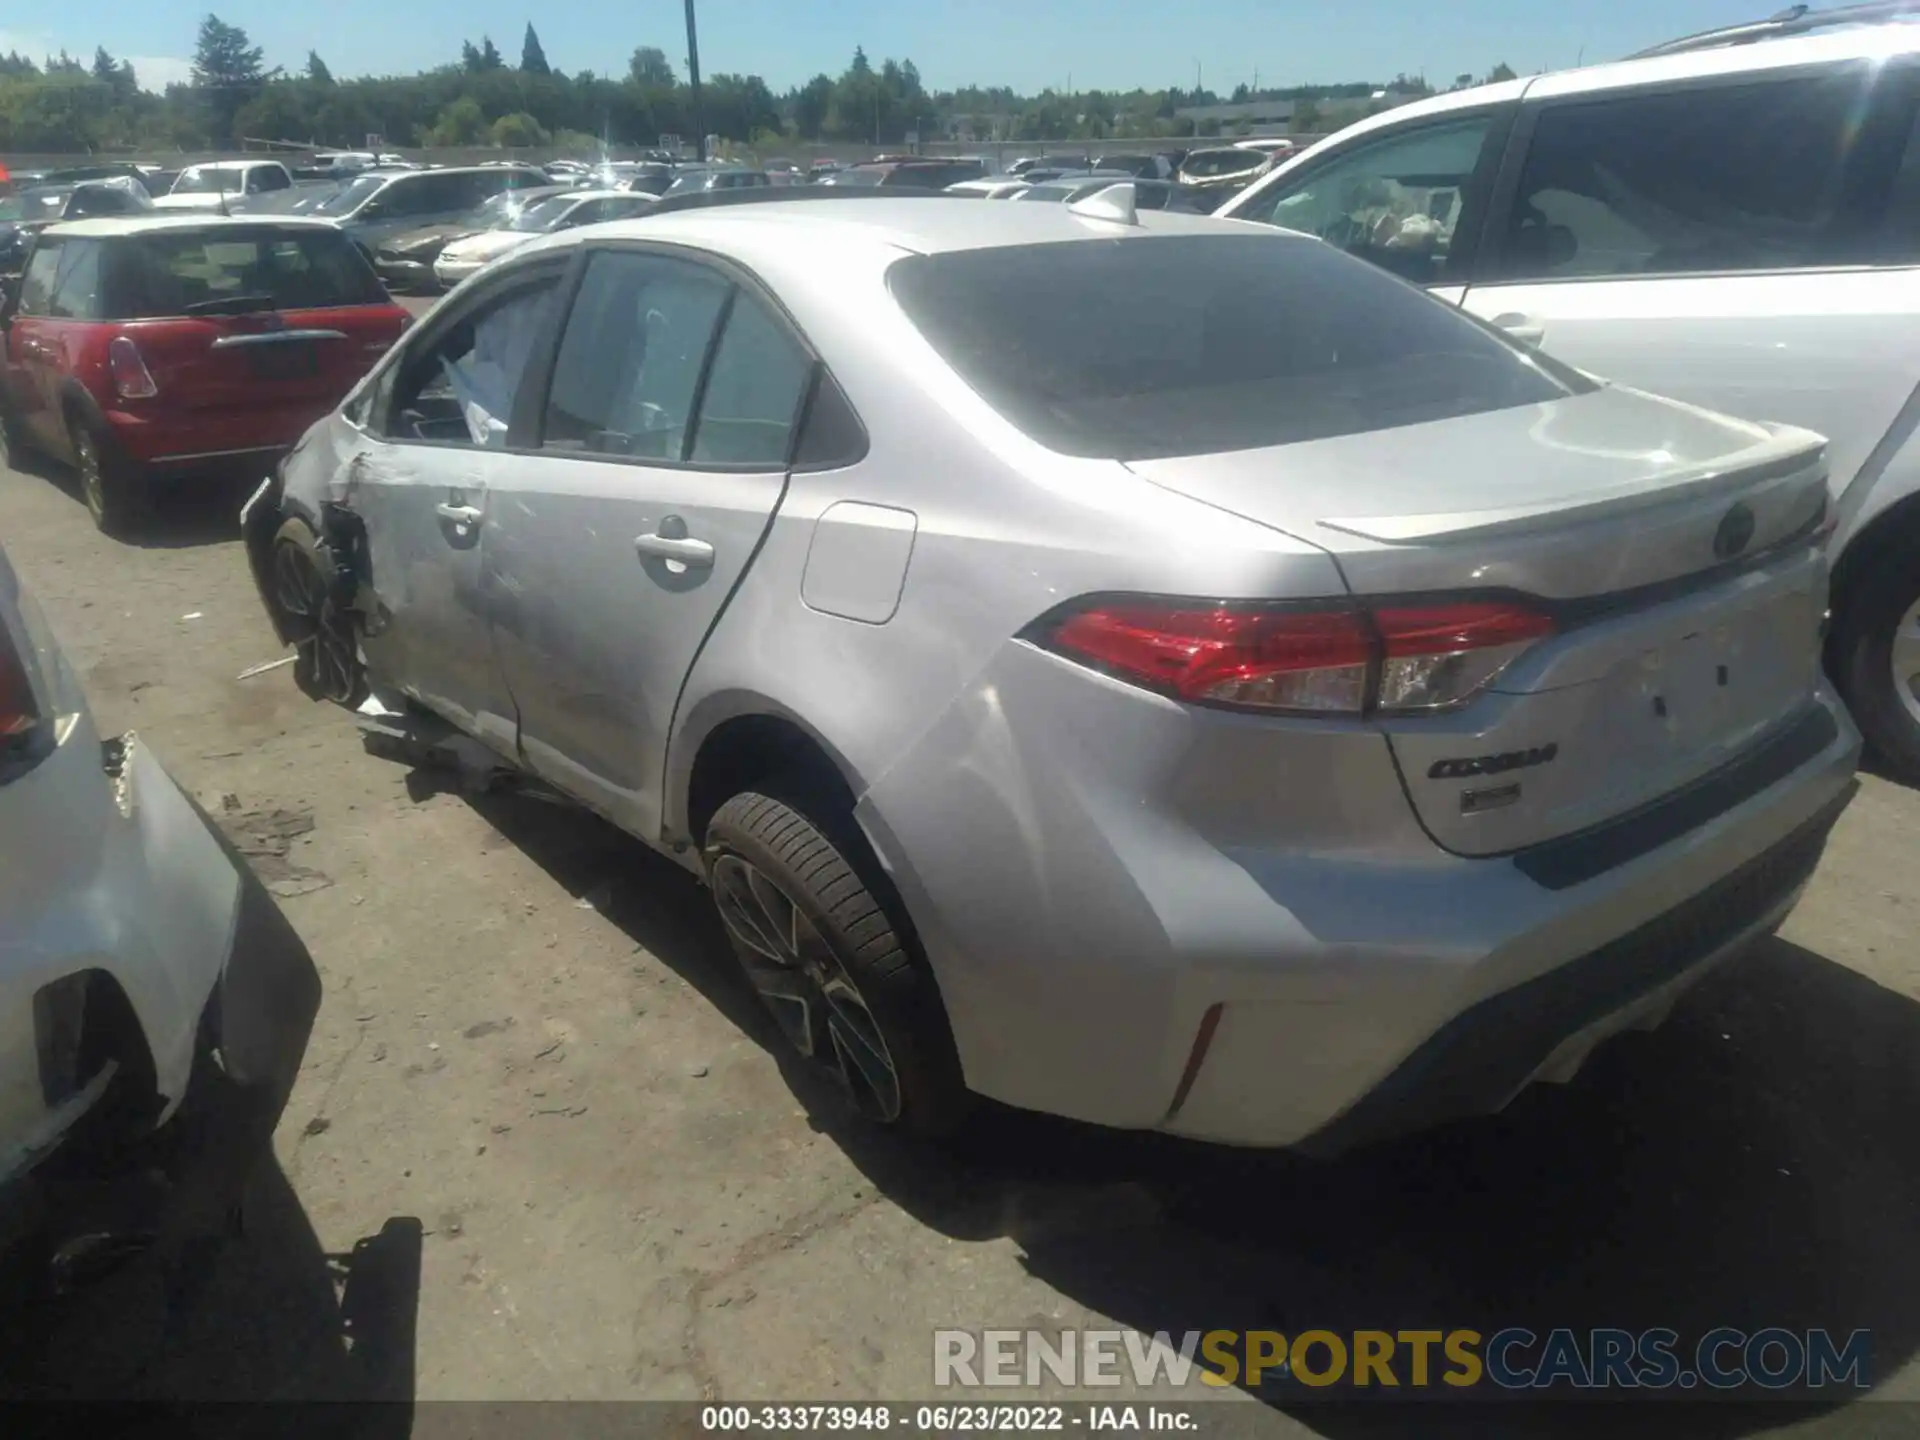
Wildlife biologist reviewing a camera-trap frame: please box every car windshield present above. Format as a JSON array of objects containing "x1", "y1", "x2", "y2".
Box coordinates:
[
  {"x1": 169, "y1": 166, "x2": 249, "y2": 195},
  {"x1": 106, "y1": 226, "x2": 390, "y2": 317},
  {"x1": 468, "y1": 192, "x2": 519, "y2": 228},
  {"x1": 313, "y1": 175, "x2": 388, "y2": 216},
  {"x1": 0, "y1": 188, "x2": 70, "y2": 223},
  {"x1": 888, "y1": 233, "x2": 1586, "y2": 461},
  {"x1": 512, "y1": 196, "x2": 577, "y2": 232}
]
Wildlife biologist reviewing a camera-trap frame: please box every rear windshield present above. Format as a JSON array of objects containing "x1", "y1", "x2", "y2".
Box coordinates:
[
  {"x1": 887, "y1": 233, "x2": 1587, "y2": 460},
  {"x1": 0, "y1": 189, "x2": 70, "y2": 223},
  {"x1": 104, "y1": 228, "x2": 389, "y2": 318}
]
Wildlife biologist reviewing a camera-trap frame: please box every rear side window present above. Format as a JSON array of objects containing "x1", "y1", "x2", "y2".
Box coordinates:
[
  {"x1": 689, "y1": 294, "x2": 812, "y2": 466},
  {"x1": 541, "y1": 250, "x2": 730, "y2": 460},
  {"x1": 15, "y1": 242, "x2": 62, "y2": 316},
  {"x1": 888, "y1": 233, "x2": 1584, "y2": 461},
  {"x1": 1501, "y1": 70, "x2": 1882, "y2": 279},
  {"x1": 45, "y1": 241, "x2": 104, "y2": 319},
  {"x1": 103, "y1": 229, "x2": 389, "y2": 317}
]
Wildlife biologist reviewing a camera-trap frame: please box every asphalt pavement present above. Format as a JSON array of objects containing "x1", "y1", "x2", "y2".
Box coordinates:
[{"x1": 1, "y1": 371, "x2": 1917, "y2": 1432}]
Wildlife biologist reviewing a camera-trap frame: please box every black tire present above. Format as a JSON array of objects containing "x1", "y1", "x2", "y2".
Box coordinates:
[
  {"x1": 271, "y1": 515, "x2": 369, "y2": 707},
  {"x1": 704, "y1": 788, "x2": 972, "y2": 1137},
  {"x1": 71, "y1": 416, "x2": 146, "y2": 535},
  {"x1": 0, "y1": 397, "x2": 30, "y2": 472},
  {"x1": 1835, "y1": 545, "x2": 1920, "y2": 786}
]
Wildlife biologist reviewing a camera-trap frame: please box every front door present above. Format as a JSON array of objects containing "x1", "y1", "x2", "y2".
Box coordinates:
[
  {"x1": 485, "y1": 246, "x2": 812, "y2": 839},
  {"x1": 4, "y1": 239, "x2": 74, "y2": 453},
  {"x1": 351, "y1": 261, "x2": 566, "y2": 752},
  {"x1": 1456, "y1": 62, "x2": 1920, "y2": 506}
]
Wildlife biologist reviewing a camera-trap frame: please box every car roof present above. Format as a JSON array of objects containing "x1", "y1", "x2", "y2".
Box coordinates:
[
  {"x1": 531, "y1": 192, "x2": 1300, "y2": 260},
  {"x1": 1279, "y1": 14, "x2": 1920, "y2": 161},
  {"x1": 45, "y1": 214, "x2": 345, "y2": 239}
]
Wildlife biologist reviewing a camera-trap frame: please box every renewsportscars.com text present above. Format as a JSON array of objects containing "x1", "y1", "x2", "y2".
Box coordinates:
[{"x1": 933, "y1": 1327, "x2": 1872, "y2": 1391}]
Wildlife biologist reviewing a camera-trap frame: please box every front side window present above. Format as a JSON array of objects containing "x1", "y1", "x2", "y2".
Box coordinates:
[
  {"x1": 541, "y1": 250, "x2": 731, "y2": 461},
  {"x1": 1500, "y1": 70, "x2": 1874, "y2": 280},
  {"x1": 386, "y1": 277, "x2": 561, "y2": 446},
  {"x1": 889, "y1": 233, "x2": 1585, "y2": 461},
  {"x1": 1233, "y1": 115, "x2": 1497, "y2": 286}
]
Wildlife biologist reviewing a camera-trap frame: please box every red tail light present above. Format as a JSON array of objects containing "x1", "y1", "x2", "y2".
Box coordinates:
[
  {"x1": 108, "y1": 336, "x2": 158, "y2": 400},
  {"x1": 1037, "y1": 597, "x2": 1554, "y2": 715},
  {"x1": 0, "y1": 618, "x2": 42, "y2": 745}
]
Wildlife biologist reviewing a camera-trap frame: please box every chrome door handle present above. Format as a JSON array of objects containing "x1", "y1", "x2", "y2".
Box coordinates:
[
  {"x1": 435, "y1": 502, "x2": 483, "y2": 525},
  {"x1": 634, "y1": 532, "x2": 715, "y2": 566}
]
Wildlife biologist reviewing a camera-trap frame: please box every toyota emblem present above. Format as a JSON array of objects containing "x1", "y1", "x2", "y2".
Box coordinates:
[{"x1": 1713, "y1": 503, "x2": 1756, "y2": 560}]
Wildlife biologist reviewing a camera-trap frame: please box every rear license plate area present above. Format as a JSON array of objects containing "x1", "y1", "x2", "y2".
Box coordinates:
[{"x1": 248, "y1": 343, "x2": 318, "y2": 380}]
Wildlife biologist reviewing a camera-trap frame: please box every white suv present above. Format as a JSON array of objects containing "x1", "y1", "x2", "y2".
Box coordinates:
[{"x1": 1219, "y1": 6, "x2": 1920, "y2": 779}]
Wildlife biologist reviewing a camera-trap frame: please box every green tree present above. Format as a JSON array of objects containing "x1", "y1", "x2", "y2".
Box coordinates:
[
  {"x1": 792, "y1": 73, "x2": 832, "y2": 139},
  {"x1": 492, "y1": 109, "x2": 548, "y2": 146},
  {"x1": 426, "y1": 94, "x2": 488, "y2": 144},
  {"x1": 629, "y1": 46, "x2": 674, "y2": 86},
  {"x1": 193, "y1": 14, "x2": 273, "y2": 141},
  {"x1": 479, "y1": 36, "x2": 504, "y2": 71},
  {"x1": 461, "y1": 40, "x2": 483, "y2": 71},
  {"x1": 1486, "y1": 62, "x2": 1517, "y2": 83},
  {"x1": 521, "y1": 24, "x2": 550, "y2": 76},
  {"x1": 307, "y1": 51, "x2": 334, "y2": 84}
]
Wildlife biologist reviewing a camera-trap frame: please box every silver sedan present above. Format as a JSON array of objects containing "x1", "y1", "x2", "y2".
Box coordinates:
[{"x1": 243, "y1": 190, "x2": 1858, "y2": 1149}]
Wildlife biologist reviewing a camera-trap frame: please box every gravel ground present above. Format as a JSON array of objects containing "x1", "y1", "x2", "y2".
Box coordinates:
[{"x1": 2, "y1": 403, "x2": 1918, "y2": 1434}]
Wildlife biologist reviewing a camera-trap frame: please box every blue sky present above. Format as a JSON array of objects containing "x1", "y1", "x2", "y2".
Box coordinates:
[{"x1": 4, "y1": 0, "x2": 1777, "y2": 96}]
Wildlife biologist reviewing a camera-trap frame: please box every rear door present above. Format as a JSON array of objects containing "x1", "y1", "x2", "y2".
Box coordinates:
[
  {"x1": 1457, "y1": 58, "x2": 1920, "y2": 503},
  {"x1": 342, "y1": 258, "x2": 569, "y2": 748},
  {"x1": 484, "y1": 245, "x2": 812, "y2": 838}
]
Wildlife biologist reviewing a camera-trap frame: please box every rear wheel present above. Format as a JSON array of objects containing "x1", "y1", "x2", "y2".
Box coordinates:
[
  {"x1": 72, "y1": 421, "x2": 145, "y2": 535},
  {"x1": 704, "y1": 788, "x2": 971, "y2": 1137},
  {"x1": 0, "y1": 401, "x2": 28, "y2": 472},
  {"x1": 271, "y1": 515, "x2": 368, "y2": 707},
  {"x1": 1835, "y1": 545, "x2": 1920, "y2": 785}
]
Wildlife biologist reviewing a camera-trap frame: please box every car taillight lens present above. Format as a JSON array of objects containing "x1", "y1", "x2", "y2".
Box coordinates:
[
  {"x1": 108, "y1": 336, "x2": 158, "y2": 400},
  {"x1": 1036, "y1": 597, "x2": 1553, "y2": 715},
  {"x1": 0, "y1": 616, "x2": 42, "y2": 747}
]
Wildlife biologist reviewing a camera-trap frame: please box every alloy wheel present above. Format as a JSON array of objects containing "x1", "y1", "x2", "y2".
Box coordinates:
[
  {"x1": 709, "y1": 852, "x2": 904, "y2": 1122},
  {"x1": 1893, "y1": 594, "x2": 1920, "y2": 732},
  {"x1": 272, "y1": 542, "x2": 360, "y2": 704}
]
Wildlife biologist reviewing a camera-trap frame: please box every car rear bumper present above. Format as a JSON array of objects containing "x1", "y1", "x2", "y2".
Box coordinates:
[
  {"x1": 103, "y1": 406, "x2": 326, "y2": 470},
  {"x1": 857, "y1": 641, "x2": 1860, "y2": 1151},
  {"x1": 0, "y1": 719, "x2": 320, "y2": 1254}
]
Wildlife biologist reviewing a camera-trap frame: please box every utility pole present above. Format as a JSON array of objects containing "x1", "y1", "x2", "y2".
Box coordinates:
[{"x1": 684, "y1": 0, "x2": 705, "y2": 161}]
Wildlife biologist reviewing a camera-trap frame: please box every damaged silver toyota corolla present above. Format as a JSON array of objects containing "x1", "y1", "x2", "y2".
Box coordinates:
[
  {"x1": 241, "y1": 193, "x2": 1858, "y2": 1150},
  {"x1": 0, "y1": 540, "x2": 320, "y2": 1279}
]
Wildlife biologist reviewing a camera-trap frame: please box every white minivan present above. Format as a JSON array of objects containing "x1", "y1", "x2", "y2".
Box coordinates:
[{"x1": 1220, "y1": 7, "x2": 1920, "y2": 780}]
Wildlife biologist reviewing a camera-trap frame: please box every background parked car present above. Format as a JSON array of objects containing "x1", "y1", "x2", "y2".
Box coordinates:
[
  {"x1": 152, "y1": 161, "x2": 295, "y2": 214},
  {"x1": 1087, "y1": 153, "x2": 1176, "y2": 179},
  {"x1": 1012, "y1": 174, "x2": 1177, "y2": 208},
  {"x1": 621, "y1": 163, "x2": 678, "y2": 196},
  {"x1": 1216, "y1": 13, "x2": 1920, "y2": 783},
  {"x1": 946, "y1": 178, "x2": 1034, "y2": 199},
  {"x1": 434, "y1": 190, "x2": 662, "y2": 287},
  {"x1": 374, "y1": 184, "x2": 573, "y2": 292},
  {"x1": 0, "y1": 183, "x2": 152, "y2": 278},
  {"x1": 663, "y1": 168, "x2": 772, "y2": 196},
  {"x1": 1177, "y1": 146, "x2": 1276, "y2": 192},
  {"x1": 818, "y1": 160, "x2": 989, "y2": 189},
  {"x1": 309, "y1": 165, "x2": 550, "y2": 256},
  {"x1": 0, "y1": 216, "x2": 410, "y2": 532}
]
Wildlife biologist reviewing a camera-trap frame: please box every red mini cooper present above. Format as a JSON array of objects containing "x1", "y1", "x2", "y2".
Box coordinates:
[{"x1": 0, "y1": 215, "x2": 408, "y2": 532}]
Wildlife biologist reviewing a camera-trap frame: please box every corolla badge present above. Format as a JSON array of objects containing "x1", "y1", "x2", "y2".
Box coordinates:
[{"x1": 1713, "y1": 502, "x2": 1756, "y2": 560}]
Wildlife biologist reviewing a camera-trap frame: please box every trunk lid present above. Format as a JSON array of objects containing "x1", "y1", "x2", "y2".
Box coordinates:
[
  {"x1": 124, "y1": 305, "x2": 405, "y2": 412},
  {"x1": 1125, "y1": 386, "x2": 1833, "y2": 856}
]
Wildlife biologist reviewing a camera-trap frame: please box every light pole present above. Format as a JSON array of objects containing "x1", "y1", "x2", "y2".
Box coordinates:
[{"x1": 684, "y1": 0, "x2": 705, "y2": 161}]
